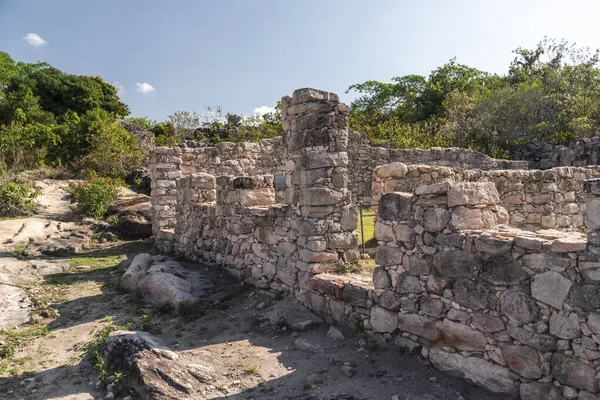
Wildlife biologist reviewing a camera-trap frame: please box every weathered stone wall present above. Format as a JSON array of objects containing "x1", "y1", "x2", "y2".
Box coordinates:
[
  {"x1": 372, "y1": 162, "x2": 600, "y2": 231},
  {"x1": 360, "y1": 181, "x2": 600, "y2": 398},
  {"x1": 511, "y1": 137, "x2": 600, "y2": 170},
  {"x1": 149, "y1": 88, "x2": 600, "y2": 398},
  {"x1": 157, "y1": 88, "x2": 361, "y2": 292},
  {"x1": 348, "y1": 130, "x2": 528, "y2": 205},
  {"x1": 148, "y1": 124, "x2": 526, "y2": 233}
]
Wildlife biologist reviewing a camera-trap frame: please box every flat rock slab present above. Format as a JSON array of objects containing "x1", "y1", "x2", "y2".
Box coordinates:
[
  {"x1": 0, "y1": 284, "x2": 31, "y2": 329},
  {"x1": 264, "y1": 299, "x2": 324, "y2": 331}
]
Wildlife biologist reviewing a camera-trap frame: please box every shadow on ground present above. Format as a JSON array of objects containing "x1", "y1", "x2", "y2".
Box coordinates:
[{"x1": 1, "y1": 247, "x2": 506, "y2": 400}]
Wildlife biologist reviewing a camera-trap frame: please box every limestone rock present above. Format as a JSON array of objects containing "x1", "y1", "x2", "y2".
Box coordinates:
[
  {"x1": 378, "y1": 192, "x2": 412, "y2": 221},
  {"x1": 103, "y1": 331, "x2": 201, "y2": 399},
  {"x1": 404, "y1": 254, "x2": 431, "y2": 275},
  {"x1": 378, "y1": 290, "x2": 401, "y2": 311},
  {"x1": 521, "y1": 253, "x2": 571, "y2": 272},
  {"x1": 375, "y1": 162, "x2": 408, "y2": 178},
  {"x1": 372, "y1": 267, "x2": 391, "y2": 289},
  {"x1": 454, "y1": 278, "x2": 495, "y2": 311},
  {"x1": 549, "y1": 311, "x2": 581, "y2": 339},
  {"x1": 519, "y1": 382, "x2": 562, "y2": 400},
  {"x1": 422, "y1": 208, "x2": 450, "y2": 233},
  {"x1": 375, "y1": 246, "x2": 404, "y2": 267},
  {"x1": 588, "y1": 313, "x2": 600, "y2": 334},
  {"x1": 447, "y1": 182, "x2": 500, "y2": 207},
  {"x1": 440, "y1": 319, "x2": 487, "y2": 351},
  {"x1": 501, "y1": 345, "x2": 542, "y2": 379},
  {"x1": 120, "y1": 254, "x2": 211, "y2": 305},
  {"x1": 506, "y1": 325, "x2": 557, "y2": 352},
  {"x1": 471, "y1": 314, "x2": 504, "y2": 333},
  {"x1": 551, "y1": 353, "x2": 598, "y2": 392},
  {"x1": 481, "y1": 255, "x2": 527, "y2": 285},
  {"x1": 370, "y1": 306, "x2": 398, "y2": 333},
  {"x1": 551, "y1": 237, "x2": 587, "y2": 253},
  {"x1": 569, "y1": 284, "x2": 600, "y2": 311},
  {"x1": 433, "y1": 251, "x2": 481, "y2": 278},
  {"x1": 398, "y1": 314, "x2": 441, "y2": 341},
  {"x1": 500, "y1": 289, "x2": 539, "y2": 325},
  {"x1": 450, "y1": 207, "x2": 496, "y2": 230},
  {"x1": 429, "y1": 347, "x2": 519, "y2": 397},
  {"x1": 474, "y1": 236, "x2": 514, "y2": 254},
  {"x1": 394, "y1": 336, "x2": 422, "y2": 355},
  {"x1": 531, "y1": 271, "x2": 573, "y2": 309}
]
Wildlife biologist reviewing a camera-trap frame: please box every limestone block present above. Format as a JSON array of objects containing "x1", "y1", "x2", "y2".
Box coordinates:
[
  {"x1": 374, "y1": 221, "x2": 394, "y2": 241},
  {"x1": 378, "y1": 192, "x2": 412, "y2": 221},
  {"x1": 551, "y1": 353, "x2": 598, "y2": 392},
  {"x1": 440, "y1": 319, "x2": 487, "y2": 351},
  {"x1": 422, "y1": 208, "x2": 451, "y2": 233},
  {"x1": 370, "y1": 306, "x2": 398, "y2": 333},
  {"x1": 447, "y1": 182, "x2": 500, "y2": 207},
  {"x1": 500, "y1": 289, "x2": 539, "y2": 325},
  {"x1": 398, "y1": 314, "x2": 441, "y2": 341},
  {"x1": 375, "y1": 162, "x2": 408, "y2": 179},
  {"x1": 501, "y1": 345, "x2": 542, "y2": 379},
  {"x1": 433, "y1": 251, "x2": 481, "y2": 278},
  {"x1": 429, "y1": 348, "x2": 519, "y2": 397},
  {"x1": 549, "y1": 311, "x2": 581, "y2": 339},
  {"x1": 531, "y1": 271, "x2": 572, "y2": 309}
]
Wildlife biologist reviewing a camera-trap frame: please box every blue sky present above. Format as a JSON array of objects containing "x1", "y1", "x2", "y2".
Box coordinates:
[{"x1": 1, "y1": 0, "x2": 600, "y2": 121}]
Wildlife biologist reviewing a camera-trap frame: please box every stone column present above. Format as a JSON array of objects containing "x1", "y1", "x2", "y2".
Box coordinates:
[
  {"x1": 149, "y1": 147, "x2": 182, "y2": 236},
  {"x1": 281, "y1": 88, "x2": 359, "y2": 275}
]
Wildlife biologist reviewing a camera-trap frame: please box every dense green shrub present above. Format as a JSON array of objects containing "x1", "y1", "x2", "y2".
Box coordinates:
[
  {"x1": 68, "y1": 174, "x2": 118, "y2": 219},
  {"x1": 0, "y1": 177, "x2": 41, "y2": 217}
]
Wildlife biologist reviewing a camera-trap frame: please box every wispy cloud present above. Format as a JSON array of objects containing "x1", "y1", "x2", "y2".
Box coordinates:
[
  {"x1": 112, "y1": 82, "x2": 125, "y2": 96},
  {"x1": 135, "y1": 82, "x2": 155, "y2": 94},
  {"x1": 253, "y1": 106, "x2": 276, "y2": 115},
  {"x1": 23, "y1": 33, "x2": 47, "y2": 47}
]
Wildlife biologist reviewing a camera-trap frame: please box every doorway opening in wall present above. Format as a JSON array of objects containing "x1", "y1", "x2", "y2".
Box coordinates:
[{"x1": 358, "y1": 203, "x2": 378, "y2": 256}]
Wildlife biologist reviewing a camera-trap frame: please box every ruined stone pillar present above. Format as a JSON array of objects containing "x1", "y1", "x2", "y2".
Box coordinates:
[
  {"x1": 149, "y1": 147, "x2": 182, "y2": 237},
  {"x1": 584, "y1": 178, "x2": 600, "y2": 249},
  {"x1": 281, "y1": 88, "x2": 359, "y2": 275}
]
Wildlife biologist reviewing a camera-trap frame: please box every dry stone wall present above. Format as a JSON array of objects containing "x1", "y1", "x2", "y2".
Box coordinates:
[
  {"x1": 360, "y1": 180, "x2": 600, "y2": 398},
  {"x1": 348, "y1": 131, "x2": 527, "y2": 205},
  {"x1": 372, "y1": 163, "x2": 600, "y2": 231},
  {"x1": 156, "y1": 88, "x2": 360, "y2": 291},
  {"x1": 149, "y1": 121, "x2": 525, "y2": 234},
  {"x1": 149, "y1": 88, "x2": 600, "y2": 399}
]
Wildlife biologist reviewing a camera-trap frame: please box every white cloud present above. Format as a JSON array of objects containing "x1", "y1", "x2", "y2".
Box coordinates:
[
  {"x1": 135, "y1": 82, "x2": 155, "y2": 94},
  {"x1": 253, "y1": 105, "x2": 276, "y2": 115},
  {"x1": 23, "y1": 33, "x2": 47, "y2": 47},
  {"x1": 112, "y1": 82, "x2": 124, "y2": 96}
]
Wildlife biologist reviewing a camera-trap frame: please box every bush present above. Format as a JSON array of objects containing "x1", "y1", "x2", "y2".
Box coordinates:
[
  {"x1": 68, "y1": 173, "x2": 118, "y2": 219},
  {"x1": 0, "y1": 177, "x2": 41, "y2": 217}
]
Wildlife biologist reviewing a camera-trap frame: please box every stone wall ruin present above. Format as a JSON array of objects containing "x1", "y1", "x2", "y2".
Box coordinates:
[{"x1": 149, "y1": 88, "x2": 600, "y2": 398}]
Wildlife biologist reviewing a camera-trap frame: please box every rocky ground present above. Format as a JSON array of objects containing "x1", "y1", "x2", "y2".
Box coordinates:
[{"x1": 0, "y1": 180, "x2": 504, "y2": 400}]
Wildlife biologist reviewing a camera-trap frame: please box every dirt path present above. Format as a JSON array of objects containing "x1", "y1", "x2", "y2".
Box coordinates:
[{"x1": 0, "y1": 180, "x2": 503, "y2": 400}]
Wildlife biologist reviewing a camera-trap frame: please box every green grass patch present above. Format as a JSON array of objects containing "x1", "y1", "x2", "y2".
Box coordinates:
[
  {"x1": 69, "y1": 254, "x2": 126, "y2": 272},
  {"x1": 85, "y1": 316, "x2": 131, "y2": 382},
  {"x1": 357, "y1": 208, "x2": 376, "y2": 247}
]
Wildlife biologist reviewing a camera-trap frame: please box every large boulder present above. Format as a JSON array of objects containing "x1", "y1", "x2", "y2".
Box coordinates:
[
  {"x1": 109, "y1": 194, "x2": 152, "y2": 239},
  {"x1": 120, "y1": 254, "x2": 213, "y2": 305},
  {"x1": 103, "y1": 330, "x2": 201, "y2": 399}
]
